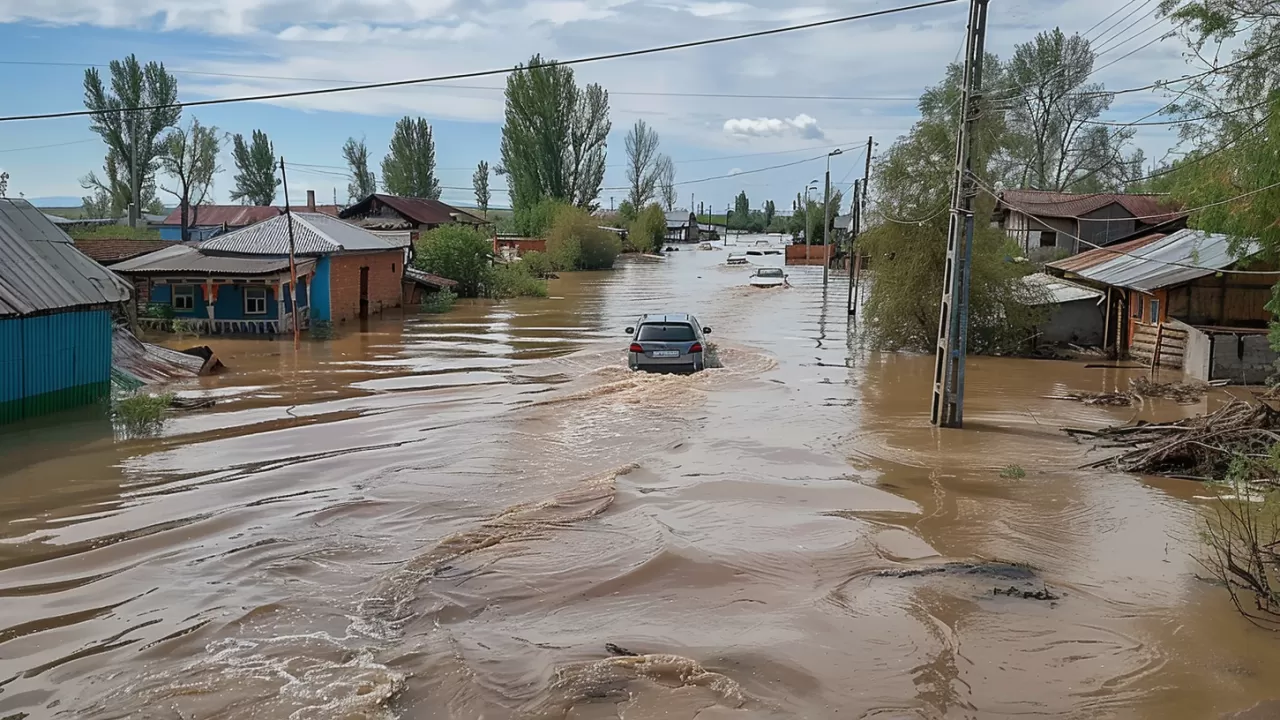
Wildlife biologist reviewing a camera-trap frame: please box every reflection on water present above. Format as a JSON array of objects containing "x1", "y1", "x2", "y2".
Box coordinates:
[{"x1": 1, "y1": 238, "x2": 1278, "y2": 719}]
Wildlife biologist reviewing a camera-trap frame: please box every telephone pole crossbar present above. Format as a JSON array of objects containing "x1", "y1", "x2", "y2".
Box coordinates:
[{"x1": 929, "y1": 0, "x2": 989, "y2": 429}]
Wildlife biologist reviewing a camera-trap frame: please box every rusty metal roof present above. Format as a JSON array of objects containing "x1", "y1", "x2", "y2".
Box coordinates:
[
  {"x1": 404, "y1": 266, "x2": 458, "y2": 289},
  {"x1": 1048, "y1": 233, "x2": 1167, "y2": 274},
  {"x1": 339, "y1": 194, "x2": 485, "y2": 226},
  {"x1": 998, "y1": 189, "x2": 1183, "y2": 224},
  {"x1": 109, "y1": 244, "x2": 315, "y2": 276},
  {"x1": 161, "y1": 205, "x2": 283, "y2": 227},
  {"x1": 0, "y1": 199, "x2": 132, "y2": 317},
  {"x1": 73, "y1": 238, "x2": 174, "y2": 263},
  {"x1": 198, "y1": 213, "x2": 398, "y2": 255},
  {"x1": 1058, "y1": 229, "x2": 1258, "y2": 291}
]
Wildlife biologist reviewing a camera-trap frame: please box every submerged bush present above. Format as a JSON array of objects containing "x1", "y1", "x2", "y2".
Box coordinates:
[
  {"x1": 420, "y1": 287, "x2": 458, "y2": 313},
  {"x1": 627, "y1": 203, "x2": 665, "y2": 254},
  {"x1": 488, "y1": 262, "x2": 548, "y2": 299},
  {"x1": 546, "y1": 205, "x2": 622, "y2": 270},
  {"x1": 414, "y1": 225, "x2": 493, "y2": 298},
  {"x1": 113, "y1": 392, "x2": 173, "y2": 435},
  {"x1": 521, "y1": 250, "x2": 553, "y2": 278}
]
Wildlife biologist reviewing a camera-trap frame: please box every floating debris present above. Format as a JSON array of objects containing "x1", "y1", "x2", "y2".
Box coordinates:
[{"x1": 993, "y1": 585, "x2": 1060, "y2": 601}]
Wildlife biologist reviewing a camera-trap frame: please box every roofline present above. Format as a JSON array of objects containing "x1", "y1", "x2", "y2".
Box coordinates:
[{"x1": 0, "y1": 302, "x2": 116, "y2": 320}]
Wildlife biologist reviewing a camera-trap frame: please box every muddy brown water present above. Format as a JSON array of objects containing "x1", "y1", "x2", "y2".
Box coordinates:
[{"x1": 2, "y1": 239, "x2": 1279, "y2": 719}]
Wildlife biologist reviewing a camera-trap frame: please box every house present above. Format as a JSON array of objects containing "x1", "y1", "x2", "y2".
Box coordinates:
[
  {"x1": 73, "y1": 238, "x2": 173, "y2": 265},
  {"x1": 0, "y1": 199, "x2": 133, "y2": 423},
  {"x1": 665, "y1": 211, "x2": 698, "y2": 242},
  {"x1": 1046, "y1": 228, "x2": 1276, "y2": 383},
  {"x1": 158, "y1": 191, "x2": 342, "y2": 241},
  {"x1": 994, "y1": 189, "x2": 1184, "y2": 260},
  {"x1": 113, "y1": 213, "x2": 405, "y2": 335},
  {"x1": 339, "y1": 194, "x2": 487, "y2": 243},
  {"x1": 1017, "y1": 272, "x2": 1106, "y2": 346}
]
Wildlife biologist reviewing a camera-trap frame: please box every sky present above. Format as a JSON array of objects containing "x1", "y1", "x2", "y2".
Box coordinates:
[{"x1": 0, "y1": 0, "x2": 1198, "y2": 213}]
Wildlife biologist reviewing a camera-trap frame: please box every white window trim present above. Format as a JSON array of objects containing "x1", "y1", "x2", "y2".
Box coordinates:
[
  {"x1": 173, "y1": 284, "x2": 195, "y2": 311},
  {"x1": 244, "y1": 287, "x2": 268, "y2": 316}
]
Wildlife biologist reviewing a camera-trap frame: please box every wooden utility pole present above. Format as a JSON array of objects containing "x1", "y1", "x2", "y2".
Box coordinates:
[
  {"x1": 279, "y1": 157, "x2": 301, "y2": 350},
  {"x1": 930, "y1": 0, "x2": 989, "y2": 429}
]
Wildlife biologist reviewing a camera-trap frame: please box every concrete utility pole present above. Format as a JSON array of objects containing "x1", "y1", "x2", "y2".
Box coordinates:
[
  {"x1": 129, "y1": 115, "x2": 140, "y2": 228},
  {"x1": 846, "y1": 178, "x2": 860, "y2": 318},
  {"x1": 803, "y1": 181, "x2": 817, "y2": 265},
  {"x1": 850, "y1": 136, "x2": 873, "y2": 317},
  {"x1": 279, "y1": 157, "x2": 301, "y2": 350},
  {"x1": 930, "y1": 0, "x2": 990, "y2": 429}
]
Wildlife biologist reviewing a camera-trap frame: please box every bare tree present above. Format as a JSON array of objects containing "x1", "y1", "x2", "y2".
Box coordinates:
[
  {"x1": 657, "y1": 154, "x2": 676, "y2": 211},
  {"x1": 158, "y1": 117, "x2": 221, "y2": 242},
  {"x1": 625, "y1": 119, "x2": 661, "y2": 209}
]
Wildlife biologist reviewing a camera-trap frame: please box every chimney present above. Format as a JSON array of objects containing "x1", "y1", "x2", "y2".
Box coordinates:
[{"x1": 306, "y1": 190, "x2": 316, "y2": 212}]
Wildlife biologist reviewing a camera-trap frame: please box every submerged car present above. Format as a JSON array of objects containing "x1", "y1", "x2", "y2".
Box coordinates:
[
  {"x1": 626, "y1": 313, "x2": 711, "y2": 373},
  {"x1": 748, "y1": 267, "x2": 787, "y2": 288}
]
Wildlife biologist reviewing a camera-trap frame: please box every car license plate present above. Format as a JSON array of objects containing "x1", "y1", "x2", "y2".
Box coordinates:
[{"x1": 651, "y1": 350, "x2": 680, "y2": 358}]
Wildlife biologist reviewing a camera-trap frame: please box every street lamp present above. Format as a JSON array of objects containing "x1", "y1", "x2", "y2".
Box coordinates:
[{"x1": 823, "y1": 148, "x2": 844, "y2": 286}]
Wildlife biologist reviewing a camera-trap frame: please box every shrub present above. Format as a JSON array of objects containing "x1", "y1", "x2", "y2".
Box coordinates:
[
  {"x1": 114, "y1": 392, "x2": 172, "y2": 435},
  {"x1": 414, "y1": 225, "x2": 493, "y2": 297},
  {"x1": 628, "y1": 204, "x2": 665, "y2": 254},
  {"x1": 144, "y1": 303, "x2": 175, "y2": 319},
  {"x1": 420, "y1": 287, "x2": 458, "y2": 313},
  {"x1": 513, "y1": 197, "x2": 565, "y2": 237},
  {"x1": 488, "y1": 262, "x2": 547, "y2": 299},
  {"x1": 521, "y1": 250, "x2": 553, "y2": 278},
  {"x1": 309, "y1": 319, "x2": 335, "y2": 340},
  {"x1": 546, "y1": 205, "x2": 622, "y2": 270}
]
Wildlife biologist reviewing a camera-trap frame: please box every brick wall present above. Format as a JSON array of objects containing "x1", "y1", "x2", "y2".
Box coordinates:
[{"x1": 327, "y1": 250, "x2": 404, "y2": 323}]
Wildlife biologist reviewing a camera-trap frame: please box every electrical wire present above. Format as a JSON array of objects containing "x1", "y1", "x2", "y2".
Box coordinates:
[
  {"x1": 0, "y1": 0, "x2": 958, "y2": 124},
  {"x1": 0, "y1": 138, "x2": 99, "y2": 153}
]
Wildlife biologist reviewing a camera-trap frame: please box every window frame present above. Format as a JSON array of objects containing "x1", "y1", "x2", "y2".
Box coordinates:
[
  {"x1": 173, "y1": 284, "x2": 195, "y2": 311},
  {"x1": 244, "y1": 286, "x2": 269, "y2": 316},
  {"x1": 1038, "y1": 230, "x2": 1057, "y2": 248},
  {"x1": 1149, "y1": 298, "x2": 1160, "y2": 324}
]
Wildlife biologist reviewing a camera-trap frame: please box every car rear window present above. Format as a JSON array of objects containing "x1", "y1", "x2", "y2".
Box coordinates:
[{"x1": 637, "y1": 323, "x2": 696, "y2": 342}]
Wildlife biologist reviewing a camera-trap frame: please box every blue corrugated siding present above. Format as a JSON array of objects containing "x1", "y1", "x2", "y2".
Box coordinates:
[
  {"x1": 312, "y1": 256, "x2": 331, "y2": 321},
  {"x1": 0, "y1": 309, "x2": 112, "y2": 424}
]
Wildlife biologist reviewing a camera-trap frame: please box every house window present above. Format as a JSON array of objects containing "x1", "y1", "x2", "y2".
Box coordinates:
[
  {"x1": 1132, "y1": 296, "x2": 1144, "y2": 319},
  {"x1": 392, "y1": 262, "x2": 397, "y2": 272},
  {"x1": 244, "y1": 287, "x2": 268, "y2": 315},
  {"x1": 1150, "y1": 298, "x2": 1160, "y2": 324},
  {"x1": 1039, "y1": 231, "x2": 1057, "y2": 248},
  {"x1": 173, "y1": 285, "x2": 195, "y2": 311}
]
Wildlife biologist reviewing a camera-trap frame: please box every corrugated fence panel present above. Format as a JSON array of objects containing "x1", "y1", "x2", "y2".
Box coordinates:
[{"x1": 1, "y1": 309, "x2": 112, "y2": 423}]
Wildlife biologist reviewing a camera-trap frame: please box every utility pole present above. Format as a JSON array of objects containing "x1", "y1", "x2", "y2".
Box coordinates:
[
  {"x1": 930, "y1": 0, "x2": 990, "y2": 429},
  {"x1": 847, "y1": 178, "x2": 860, "y2": 317},
  {"x1": 822, "y1": 171, "x2": 831, "y2": 286},
  {"x1": 129, "y1": 115, "x2": 140, "y2": 228},
  {"x1": 725, "y1": 202, "x2": 731, "y2": 242},
  {"x1": 850, "y1": 136, "x2": 873, "y2": 316},
  {"x1": 279, "y1": 158, "x2": 301, "y2": 350}
]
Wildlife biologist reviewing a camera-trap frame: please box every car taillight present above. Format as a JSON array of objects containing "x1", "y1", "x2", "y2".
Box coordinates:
[
  {"x1": 629, "y1": 343, "x2": 644, "y2": 353},
  {"x1": 689, "y1": 342, "x2": 703, "y2": 353}
]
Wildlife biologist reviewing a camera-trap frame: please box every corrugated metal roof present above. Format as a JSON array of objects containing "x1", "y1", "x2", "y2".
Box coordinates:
[
  {"x1": 998, "y1": 189, "x2": 1183, "y2": 223},
  {"x1": 339, "y1": 194, "x2": 485, "y2": 226},
  {"x1": 1069, "y1": 228, "x2": 1257, "y2": 291},
  {"x1": 0, "y1": 199, "x2": 133, "y2": 317},
  {"x1": 1018, "y1": 272, "x2": 1104, "y2": 306},
  {"x1": 198, "y1": 213, "x2": 398, "y2": 255},
  {"x1": 109, "y1": 244, "x2": 316, "y2": 275},
  {"x1": 404, "y1": 267, "x2": 458, "y2": 289},
  {"x1": 1047, "y1": 233, "x2": 1167, "y2": 274},
  {"x1": 74, "y1": 238, "x2": 174, "y2": 263}
]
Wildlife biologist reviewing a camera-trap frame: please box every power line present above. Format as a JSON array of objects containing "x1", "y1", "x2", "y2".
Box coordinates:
[
  {"x1": 0, "y1": 0, "x2": 958, "y2": 124},
  {"x1": 0, "y1": 138, "x2": 98, "y2": 153},
  {"x1": 1081, "y1": 98, "x2": 1270, "y2": 126}
]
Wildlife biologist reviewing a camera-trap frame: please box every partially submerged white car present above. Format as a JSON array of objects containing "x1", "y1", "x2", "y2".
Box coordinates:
[{"x1": 748, "y1": 267, "x2": 787, "y2": 288}]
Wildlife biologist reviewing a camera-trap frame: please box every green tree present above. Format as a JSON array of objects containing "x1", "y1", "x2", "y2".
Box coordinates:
[
  {"x1": 859, "y1": 58, "x2": 1044, "y2": 352},
  {"x1": 82, "y1": 55, "x2": 179, "y2": 220},
  {"x1": 343, "y1": 137, "x2": 377, "y2": 202},
  {"x1": 1004, "y1": 28, "x2": 1141, "y2": 191},
  {"x1": 546, "y1": 205, "x2": 622, "y2": 270},
  {"x1": 158, "y1": 118, "x2": 221, "y2": 242},
  {"x1": 499, "y1": 55, "x2": 611, "y2": 214},
  {"x1": 414, "y1": 224, "x2": 493, "y2": 297},
  {"x1": 764, "y1": 200, "x2": 776, "y2": 227},
  {"x1": 229, "y1": 130, "x2": 279, "y2": 206},
  {"x1": 617, "y1": 199, "x2": 638, "y2": 222},
  {"x1": 628, "y1": 203, "x2": 666, "y2": 254},
  {"x1": 473, "y1": 160, "x2": 491, "y2": 217},
  {"x1": 732, "y1": 191, "x2": 750, "y2": 230},
  {"x1": 625, "y1": 119, "x2": 661, "y2": 209},
  {"x1": 514, "y1": 197, "x2": 565, "y2": 237},
  {"x1": 382, "y1": 116, "x2": 440, "y2": 198},
  {"x1": 80, "y1": 150, "x2": 135, "y2": 219}
]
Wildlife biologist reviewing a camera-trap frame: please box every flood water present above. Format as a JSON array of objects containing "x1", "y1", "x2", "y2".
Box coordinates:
[{"x1": 2, "y1": 237, "x2": 1279, "y2": 719}]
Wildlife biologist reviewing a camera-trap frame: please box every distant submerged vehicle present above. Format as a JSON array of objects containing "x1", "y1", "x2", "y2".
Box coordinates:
[{"x1": 748, "y1": 267, "x2": 787, "y2": 288}]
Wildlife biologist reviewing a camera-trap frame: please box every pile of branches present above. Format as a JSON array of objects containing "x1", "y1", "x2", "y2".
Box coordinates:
[
  {"x1": 1130, "y1": 376, "x2": 1208, "y2": 404},
  {"x1": 1067, "y1": 398, "x2": 1280, "y2": 479},
  {"x1": 1046, "y1": 390, "x2": 1136, "y2": 406}
]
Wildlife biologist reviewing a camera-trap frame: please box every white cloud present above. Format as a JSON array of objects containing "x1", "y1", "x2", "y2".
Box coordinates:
[
  {"x1": 727, "y1": 167, "x2": 743, "y2": 175},
  {"x1": 723, "y1": 113, "x2": 824, "y2": 140}
]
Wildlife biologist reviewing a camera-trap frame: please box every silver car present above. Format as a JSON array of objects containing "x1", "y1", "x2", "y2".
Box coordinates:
[{"x1": 626, "y1": 313, "x2": 711, "y2": 373}]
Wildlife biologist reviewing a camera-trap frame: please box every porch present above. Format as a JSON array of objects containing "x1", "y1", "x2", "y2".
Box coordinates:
[{"x1": 137, "y1": 307, "x2": 311, "y2": 335}]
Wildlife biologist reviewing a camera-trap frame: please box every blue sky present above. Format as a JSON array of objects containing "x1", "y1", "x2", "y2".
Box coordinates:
[{"x1": 0, "y1": 0, "x2": 1189, "y2": 211}]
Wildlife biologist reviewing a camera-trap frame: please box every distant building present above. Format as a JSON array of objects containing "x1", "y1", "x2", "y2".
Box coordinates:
[
  {"x1": 158, "y1": 191, "x2": 341, "y2": 241},
  {"x1": 339, "y1": 194, "x2": 487, "y2": 243},
  {"x1": 664, "y1": 211, "x2": 698, "y2": 242},
  {"x1": 0, "y1": 199, "x2": 132, "y2": 423},
  {"x1": 993, "y1": 189, "x2": 1184, "y2": 261},
  {"x1": 113, "y1": 213, "x2": 405, "y2": 335}
]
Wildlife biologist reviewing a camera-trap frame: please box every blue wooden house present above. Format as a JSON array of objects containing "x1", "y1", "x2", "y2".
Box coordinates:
[
  {"x1": 112, "y1": 212, "x2": 405, "y2": 334},
  {"x1": 0, "y1": 199, "x2": 133, "y2": 424}
]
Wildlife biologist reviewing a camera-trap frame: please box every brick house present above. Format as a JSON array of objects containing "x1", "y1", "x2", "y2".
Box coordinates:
[
  {"x1": 113, "y1": 213, "x2": 404, "y2": 334},
  {"x1": 338, "y1": 194, "x2": 487, "y2": 242}
]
